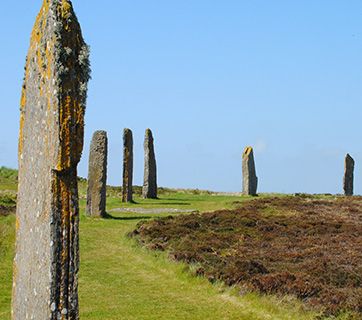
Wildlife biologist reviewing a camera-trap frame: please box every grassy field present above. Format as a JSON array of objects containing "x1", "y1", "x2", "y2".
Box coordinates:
[{"x1": 0, "y1": 167, "x2": 345, "y2": 320}]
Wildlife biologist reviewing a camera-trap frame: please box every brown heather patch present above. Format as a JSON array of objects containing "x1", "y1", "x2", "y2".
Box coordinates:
[{"x1": 131, "y1": 196, "x2": 362, "y2": 317}]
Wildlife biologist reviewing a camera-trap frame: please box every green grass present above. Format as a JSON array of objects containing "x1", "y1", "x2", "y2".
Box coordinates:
[
  {"x1": 0, "y1": 167, "x2": 18, "y2": 192},
  {"x1": 79, "y1": 210, "x2": 316, "y2": 320},
  {"x1": 0, "y1": 215, "x2": 15, "y2": 319},
  {"x1": 102, "y1": 192, "x2": 288, "y2": 213},
  {"x1": 0, "y1": 169, "x2": 327, "y2": 319}
]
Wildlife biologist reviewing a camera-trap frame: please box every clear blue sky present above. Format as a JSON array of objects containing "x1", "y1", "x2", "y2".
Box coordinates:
[{"x1": 1, "y1": 0, "x2": 361, "y2": 193}]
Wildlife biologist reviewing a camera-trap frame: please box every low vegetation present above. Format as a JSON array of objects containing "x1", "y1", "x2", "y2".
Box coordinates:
[
  {"x1": 132, "y1": 196, "x2": 362, "y2": 318},
  {"x1": 0, "y1": 168, "x2": 17, "y2": 216},
  {"x1": 0, "y1": 167, "x2": 359, "y2": 319}
]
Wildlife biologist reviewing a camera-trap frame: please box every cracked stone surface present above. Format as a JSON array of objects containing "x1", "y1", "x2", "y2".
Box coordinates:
[
  {"x1": 12, "y1": 1, "x2": 90, "y2": 319},
  {"x1": 86, "y1": 131, "x2": 108, "y2": 217},
  {"x1": 142, "y1": 129, "x2": 158, "y2": 199}
]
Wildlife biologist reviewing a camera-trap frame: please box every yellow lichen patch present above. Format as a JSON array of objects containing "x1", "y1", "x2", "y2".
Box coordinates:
[
  {"x1": 244, "y1": 146, "x2": 253, "y2": 155},
  {"x1": 20, "y1": 86, "x2": 26, "y2": 110},
  {"x1": 57, "y1": 95, "x2": 72, "y2": 170},
  {"x1": 15, "y1": 216, "x2": 20, "y2": 231},
  {"x1": 18, "y1": 114, "x2": 25, "y2": 155},
  {"x1": 45, "y1": 38, "x2": 54, "y2": 82},
  {"x1": 30, "y1": 1, "x2": 47, "y2": 52},
  {"x1": 56, "y1": 93, "x2": 84, "y2": 171},
  {"x1": 31, "y1": 5, "x2": 44, "y2": 42},
  {"x1": 27, "y1": 0, "x2": 55, "y2": 105},
  {"x1": 61, "y1": 0, "x2": 72, "y2": 17},
  {"x1": 18, "y1": 89, "x2": 26, "y2": 155}
]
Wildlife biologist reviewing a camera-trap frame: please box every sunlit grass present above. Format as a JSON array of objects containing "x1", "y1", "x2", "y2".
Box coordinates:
[{"x1": 0, "y1": 170, "x2": 337, "y2": 319}]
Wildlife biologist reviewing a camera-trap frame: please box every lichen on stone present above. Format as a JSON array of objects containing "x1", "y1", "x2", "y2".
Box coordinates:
[{"x1": 13, "y1": 1, "x2": 89, "y2": 319}]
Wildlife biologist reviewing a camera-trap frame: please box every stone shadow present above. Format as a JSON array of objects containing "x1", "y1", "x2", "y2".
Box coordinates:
[{"x1": 103, "y1": 212, "x2": 153, "y2": 221}]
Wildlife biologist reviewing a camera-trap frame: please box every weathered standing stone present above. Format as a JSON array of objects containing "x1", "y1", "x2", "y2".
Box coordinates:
[
  {"x1": 142, "y1": 129, "x2": 158, "y2": 199},
  {"x1": 242, "y1": 147, "x2": 258, "y2": 196},
  {"x1": 343, "y1": 154, "x2": 354, "y2": 196},
  {"x1": 12, "y1": 1, "x2": 90, "y2": 319},
  {"x1": 86, "y1": 131, "x2": 108, "y2": 217},
  {"x1": 122, "y1": 128, "x2": 133, "y2": 202}
]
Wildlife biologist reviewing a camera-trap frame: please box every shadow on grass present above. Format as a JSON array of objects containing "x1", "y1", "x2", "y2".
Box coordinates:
[
  {"x1": 140, "y1": 202, "x2": 191, "y2": 206},
  {"x1": 103, "y1": 212, "x2": 153, "y2": 221},
  {"x1": 161, "y1": 197, "x2": 207, "y2": 202}
]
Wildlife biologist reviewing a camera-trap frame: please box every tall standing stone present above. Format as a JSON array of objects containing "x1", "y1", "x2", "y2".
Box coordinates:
[
  {"x1": 142, "y1": 129, "x2": 158, "y2": 199},
  {"x1": 122, "y1": 128, "x2": 133, "y2": 202},
  {"x1": 242, "y1": 147, "x2": 258, "y2": 196},
  {"x1": 12, "y1": 1, "x2": 90, "y2": 319},
  {"x1": 86, "y1": 131, "x2": 108, "y2": 217},
  {"x1": 343, "y1": 154, "x2": 354, "y2": 196}
]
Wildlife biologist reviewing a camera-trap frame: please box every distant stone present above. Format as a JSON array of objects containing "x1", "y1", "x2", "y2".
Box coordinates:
[
  {"x1": 122, "y1": 128, "x2": 133, "y2": 202},
  {"x1": 343, "y1": 154, "x2": 354, "y2": 196},
  {"x1": 242, "y1": 147, "x2": 258, "y2": 196},
  {"x1": 12, "y1": 1, "x2": 90, "y2": 319},
  {"x1": 86, "y1": 131, "x2": 108, "y2": 217},
  {"x1": 142, "y1": 129, "x2": 158, "y2": 199}
]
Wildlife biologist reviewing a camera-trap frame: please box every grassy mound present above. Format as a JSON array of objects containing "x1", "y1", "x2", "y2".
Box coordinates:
[{"x1": 132, "y1": 196, "x2": 362, "y2": 318}]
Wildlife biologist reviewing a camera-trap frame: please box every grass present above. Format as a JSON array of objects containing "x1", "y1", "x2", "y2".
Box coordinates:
[
  {"x1": 0, "y1": 167, "x2": 339, "y2": 319},
  {"x1": 0, "y1": 215, "x2": 15, "y2": 319},
  {"x1": 0, "y1": 167, "x2": 18, "y2": 192},
  {"x1": 79, "y1": 212, "x2": 315, "y2": 320}
]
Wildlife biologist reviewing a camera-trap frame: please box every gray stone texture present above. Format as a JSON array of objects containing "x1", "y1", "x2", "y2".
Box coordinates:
[
  {"x1": 242, "y1": 147, "x2": 258, "y2": 196},
  {"x1": 86, "y1": 131, "x2": 108, "y2": 217},
  {"x1": 122, "y1": 128, "x2": 133, "y2": 202},
  {"x1": 142, "y1": 129, "x2": 158, "y2": 199},
  {"x1": 12, "y1": 1, "x2": 90, "y2": 319},
  {"x1": 343, "y1": 154, "x2": 354, "y2": 196}
]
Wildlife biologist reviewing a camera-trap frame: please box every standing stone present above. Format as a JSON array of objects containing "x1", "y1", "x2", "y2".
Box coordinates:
[
  {"x1": 122, "y1": 128, "x2": 133, "y2": 202},
  {"x1": 12, "y1": 1, "x2": 90, "y2": 320},
  {"x1": 242, "y1": 147, "x2": 258, "y2": 196},
  {"x1": 343, "y1": 154, "x2": 354, "y2": 196},
  {"x1": 142, "y1": 129, "x2": 158, "y2": 199},
  {"x1": 86, "y1": 131, "x2": 108, "y2": 217}
]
